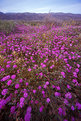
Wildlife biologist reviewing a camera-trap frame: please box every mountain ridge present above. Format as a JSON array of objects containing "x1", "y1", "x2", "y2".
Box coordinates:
[{"x1": 0, "y1": 12, "x2": 81, "y2": 21}]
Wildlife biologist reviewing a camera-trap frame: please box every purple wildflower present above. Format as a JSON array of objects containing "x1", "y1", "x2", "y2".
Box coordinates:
[
  {"x1": 39, "y1": 106, "x2": 44, "y2": 112},
  {"x1": 26, "y1": 82, "x2": 29, "y2": 86},
  {"x1": 10, "y1": 106, "x2": 15, "y2": 114},
  {"x1": 11, "y1": 75, "x2": 16, "y2": 79},
  {"x1": 17, "y1": 69, "x2": 20, "y2": 73},
  {"x1": 24, "y1": 106, "x2": 32, "y2": 121},
  {"x1": 1, "y1": 89, "x2": 8, "y2": 96},
  {"x1": 42, "y1": 90, "x2": 45, "y2": 94},
  {"x1": 46, "y1": 81, "x2": 49, "y2": 85},
  {"x1": 67, "y1": 85, "x2": 71, "y2": 89},
  {"x1": 13, "y1": 64, "x2": 17, "y2": 68},
  {"x1": 20, "y1": 97, "x2": 25, "y2": 102},
  {"x1": 77, "y1": 64, "x2": 80, "y2": 68},
  {"x1": 71, "y1": 106, "x2": 75, "y2": 111},
  {"x1": 46, "y1": 98, "x2": 50, "y2": 103},
  {"x1": 41, "y1": 63, "x2": 46, "y2": 68},
  {"x1": 31, "y1": 100, "x2": 33, "y2": 104},
  {"x1": 75, "y1": 68, "x2": 79, "y2": 73},
  {"x1": 5, "y1": 95, "x2": 11, "y2": 103},
  {"x1": 33, "y1": 90, "x2": 36, "y2": 94},
  {"x1": 52, "y1": 85, "x2": 55, "y2": 88},
  {"x1": 20, "y1": 97, "x2": 25, "y2": 108},
  {"x1": 65, "y1": 92, "x2": 72, "y2": 99},
  {"x1": 24, "y1": 92, "x2": 28, "y2": 98},
  {"x1": 39, "y1": 72, "x2": 43, "y2": 76},
  {"x1": 0, "y1": 99, "x2": 6, "y2": 109},
  {"x1": 15, "y1": 83, "x2": 20, "y2": 89},
  {"x1": 64, "y1": 58, "x2": 67, "y2": 63},
  {"x1": 7, "y1": 80, "x2": 12, "y2": 86},
  {"x1": 14, "y1": 90, "x2": 18, "y2": 94},
  {"x1": 28, "y1": 68, "x2": 31, "y2": 71},
  {"x1": 38, "y1": 86, "x2": 41, "y2": 90},
  {"x1": 55, "y1": 92, "x2": 61, "y2": 97},
  {"x1": 76, "y1": 102, "x2": 81, "y2": 110},
  {"x1": 35, "y1": 100, "x2": 39, "y2": 104},
  {"x1": 58, "y1": 107, "x2": 63, "y2": 115},
  {"x1": 73, "y1": 72, "x2": 77, "y2": 77},
  {"x1": 7, "y1": 61, "x2": 11, "y2": 64},
  {"x1": 19, "y1": 79, "x2": 23, "y2": 83},
  {"x1": 72, "y1": 79, "x2": 77, "y2": 83},
  {"x1": 64, "y1": 99, "x2": 69, "y2": 105},
  {"x1": 2, "y1": 75, "x2": 10, "y2": 81},
  {"x1": 56, "y1": 86, "x2": 60, "y2": 90},
  {"x1": 1, "y1": 68, "x2": 5, "y2": 71},
  {"x1": 50, "y1": 65, "x2": 53, "y2": 69},
  {"x1": 6, "y1": 64, "x2": 10, "y2": 68},
  {"x1": 43, "y1": 84, "x2": 47, "y2": 89},
  {"x1": 20, "y1": 102, "x2": 24, "y2": 108},
  {"x1": 61, "y1": 72, "x2": 65, "y2": 78}
]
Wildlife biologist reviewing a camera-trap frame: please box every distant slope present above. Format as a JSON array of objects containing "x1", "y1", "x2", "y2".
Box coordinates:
[{"x1": 0, "y1": 12, "x2": 81, "y2": 21}]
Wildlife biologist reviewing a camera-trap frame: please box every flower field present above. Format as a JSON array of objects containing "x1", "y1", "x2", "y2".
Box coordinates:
[{"x1": 0, "y1": 23, "x2": 81, "y2": 121}]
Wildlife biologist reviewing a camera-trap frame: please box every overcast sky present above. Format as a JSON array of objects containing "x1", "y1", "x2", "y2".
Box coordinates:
[{"x1": 0, "y1": 0, "x2": 81, "y2": 14}]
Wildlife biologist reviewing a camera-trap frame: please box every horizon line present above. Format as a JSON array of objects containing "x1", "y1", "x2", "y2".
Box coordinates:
[{"x1": 0, "y1": 11, "x2": 81, "y2": 15}]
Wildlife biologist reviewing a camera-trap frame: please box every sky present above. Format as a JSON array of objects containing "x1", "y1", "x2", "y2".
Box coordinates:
[{"x1": 0, "y1": 0, "x2": 81, "y2": 14}]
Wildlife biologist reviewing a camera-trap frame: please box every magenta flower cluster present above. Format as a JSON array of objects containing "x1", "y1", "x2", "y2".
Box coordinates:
[
  {"x1": 0, "y1": 24, "x2": 81, "y2": 121},
  {"x1": 24, "y1": 106, "x2": 32, "y2": 121}
]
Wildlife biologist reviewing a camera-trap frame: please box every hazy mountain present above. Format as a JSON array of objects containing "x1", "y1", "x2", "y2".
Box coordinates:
[{"x1": 0, "y1": 12, "x2": 81, "y2": 21}]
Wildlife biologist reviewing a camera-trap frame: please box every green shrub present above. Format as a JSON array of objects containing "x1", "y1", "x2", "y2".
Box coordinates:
[{"x1": 0, "y1": 20, "x2": 16, "y2": 35}]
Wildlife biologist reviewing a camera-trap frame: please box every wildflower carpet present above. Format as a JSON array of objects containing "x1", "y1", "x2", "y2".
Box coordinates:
[{"x1": 0, "y1": 24, "x2": 81, "y2": 121}]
